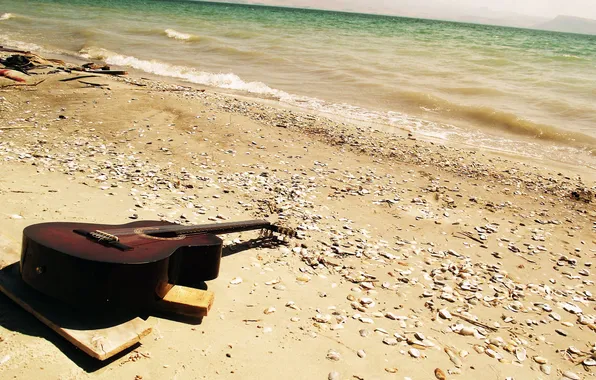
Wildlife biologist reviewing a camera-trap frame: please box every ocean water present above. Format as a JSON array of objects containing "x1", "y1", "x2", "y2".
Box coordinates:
[{"x1": 1, "y1": 0, "x2": 595, "y2": 169}]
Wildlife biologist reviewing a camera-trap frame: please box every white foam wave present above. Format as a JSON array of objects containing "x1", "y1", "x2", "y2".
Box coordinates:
[
  {"x1": 79, "y1": 47, "x2": 295, "y2": 98},
  {"x1": 164, "y1": 29, "x2": 194, "y2": 41},
  {"x1": 0, "y1": 35, "x2": 45, "y2": 52},
  {"x1": 0, "y1": 13, "x2": 13, "y2": 21}
]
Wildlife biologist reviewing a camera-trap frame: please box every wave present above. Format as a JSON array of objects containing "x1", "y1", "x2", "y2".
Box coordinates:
[
  {"x1": 78, "y1": 46, "x2": 293, "y2": 98},
  {"x1": 164, "y1": 28, "x2": 200, "y2": 42},
  {"x1": 0, "y1": 35, "x2": 46, "y2": 53},
  {"x1": 0, "y1": 13, "x2": 13, "y2": 21},
  {"x1": 393, "y1": 90, "x2": 596, "y2": 147}
]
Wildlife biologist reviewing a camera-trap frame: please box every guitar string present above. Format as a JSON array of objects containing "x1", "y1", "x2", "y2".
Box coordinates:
[{"x1": 100, "y1": 221, "x2": 271, "y2": 236}]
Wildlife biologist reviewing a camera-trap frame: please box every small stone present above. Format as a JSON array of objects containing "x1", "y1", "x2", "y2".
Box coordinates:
[
  {"x1": 357, "y1": 350, "x2": 366, "y2": 358},
  {"x1": 561, "y1": 371, "x2": 580, "y2": 380},
  {"x1": 328, "y1": 371, "x2": 340, "y2": 380},
  {"x1": 326, "y1": 350, "x2": 341, "y2": 361},
  {"x1": 408, "y1": 348, "x2": 421, "y2": 358},
  {"x1": 533, "y1": 356, "x2": 548, "y2": 364},
  {"x1": 263, "y1": 307, "x2": 276, "y2": 315}
]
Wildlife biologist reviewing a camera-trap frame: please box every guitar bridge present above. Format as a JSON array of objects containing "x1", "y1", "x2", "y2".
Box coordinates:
[{"x1": 89, "y1": 230, "x2": 119, "y2": 242}]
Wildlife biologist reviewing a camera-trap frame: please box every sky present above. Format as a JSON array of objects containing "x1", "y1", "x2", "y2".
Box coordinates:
[
  {"x1": 237, "y1": 0, "x2": 596, "y2": 23},
  {"x1": 442, "y1": 0, "x2": 596, "y2": 19}
]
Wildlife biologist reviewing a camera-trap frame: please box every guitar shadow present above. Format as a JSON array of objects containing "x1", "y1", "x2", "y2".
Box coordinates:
[
  {"x1": 0, "y1": 236, "x2": 288, "y2": 372},
  {"x1": 0, "y1": 286, "x2": 139, "y2": 372}
]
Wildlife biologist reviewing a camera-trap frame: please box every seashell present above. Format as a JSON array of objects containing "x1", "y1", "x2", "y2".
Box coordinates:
[
  {"x1": 357, "y1": 350, "x2": 366, "y2": 358},
  {"x1": 459, "y1": 350, "x2": 469, "y2": 358},
  {"x1": 263, "y1": 307, "x2": 276, "y2": 315},
  {"x1": 515, "y1": 347, "x2": 526, "y2": 362},
  {"x1": 583, "y1": 358, "x2": 596, "y2": 366},
  {"x1": 434, "y1": 368, "x2": 446, "y2": 380},
  {"x1": 473, "y1": 344, "x2": 485, "y2": 354},
  {"x1": 296, "y1": 275, "x2": 311, "y2": 283},
  {"x1": 562, "y1": 302, "x2": 582, "y2": 314},
  {"x1": 561, "y1": 321, "x2": 574, "y2": 327},
  {"x1": 408, "y1": 348, "x2": 421, "y2": 358},
  {"x1": 385, "y1": 367, "x2": 398, "y2": 373},
  {"x1": 458, "y1": 326, "x2": 475, "y2": 336},
  {"x1": 439, "y1": 309, "x2": 452, "y2": 320},
  {"x1": 328, "y1": 371, "x2": 340, "y2": 380},
  {"x1": 414, "y1": 332, "x2": 425, "y2": 341},
  {"x1": 444, "y1": 347, "x2": 462, "y2": 368},
  {"x1": 550, "y1": 312, "x2": 561, "y2": 321},
  {"x1": 359, "y1": 317, "x2": 374, "y2": 324},
  {"x1": 533, "y1": 356, "x2": 548, "y2": 364},
  {"x1": 374, "y1": 328, "x2": 388, "y2": 335},
  {"x1": 555, "y1": 328, "x2": 568, "y2": 336},
  {"x1": 561, "y1": 371, "x2": 580, "y2": 380},
  {"x1": 383, "y1": 337, "x2": 398, "y2": 346},
  {"x1": 326, "y1": 350, "x2": 341, "y2": 361},
  {"x1": 567, "y1": 346, "x2": 581, "y2": 355},
  {"x1": 540, "y1": 364, "x2": 551, "y2": 375},
  {"x1": 489, "y1": 337, "x2": 504, "y2": 347},
  {"x1": 485, "y1": 349, "x2": 502, "y2": 360},
  {"x1": 359, "y1": 329, "x2": 370, "y2": 337},
  {"x1": 313, "y1": 314, "x2": 331, "y2": 323},
  {"x1": 290, "y1": 317, "x2": 300, "y2": 322},
  {"x1": 359, "y1": 297, "x2": 374, "y2": 305},
  {"x1": 229, "y1": 277, "x2": 243, "y2": 285}
]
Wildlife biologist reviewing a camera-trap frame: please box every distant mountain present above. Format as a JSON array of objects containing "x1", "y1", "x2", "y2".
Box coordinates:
[{"x1": 534, "y1": 15, "x2": 596, "y2": 35}]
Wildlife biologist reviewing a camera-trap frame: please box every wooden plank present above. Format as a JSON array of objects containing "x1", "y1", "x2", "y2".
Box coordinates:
[
  {"x1": 0, "y1": 263, "x2": 152, "y2": 360},
  {"x1": 155, "y1": 286, "x2": 214, "y2": 318}
]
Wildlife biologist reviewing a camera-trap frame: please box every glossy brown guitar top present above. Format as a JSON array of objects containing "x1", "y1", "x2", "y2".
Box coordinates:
[{"x1": 20, "y1": 219, "x2": 293, "y2": 309}]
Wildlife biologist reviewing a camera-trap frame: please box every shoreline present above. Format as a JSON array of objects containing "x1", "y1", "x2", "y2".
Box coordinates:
[{"x1": 1, "y1": 50, "x2": 595, "y2": 380}]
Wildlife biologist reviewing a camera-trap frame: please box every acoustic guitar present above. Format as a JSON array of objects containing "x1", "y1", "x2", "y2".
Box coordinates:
[{"x1": 20, "y1": 219, "x2": 295, "y2": 309}]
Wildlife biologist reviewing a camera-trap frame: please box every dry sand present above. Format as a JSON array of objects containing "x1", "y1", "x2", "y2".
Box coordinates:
[{"x1": 0, "y1": 53, "x2": 595, "y2": 380}]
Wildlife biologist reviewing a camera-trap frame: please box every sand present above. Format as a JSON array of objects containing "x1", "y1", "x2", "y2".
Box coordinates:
[{"x1": 0, "y1": 53, "x2": 595, "y2": 380}]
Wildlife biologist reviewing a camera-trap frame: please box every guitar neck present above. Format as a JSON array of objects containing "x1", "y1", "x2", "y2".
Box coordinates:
[{"x1": 169, "y1": 220, "x2": 273, "y2": 236}]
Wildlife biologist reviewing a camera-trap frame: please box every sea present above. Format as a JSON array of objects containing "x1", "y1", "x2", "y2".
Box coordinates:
[{"x1": 1, "y1": 0, "x2": 595, "y2": 172}]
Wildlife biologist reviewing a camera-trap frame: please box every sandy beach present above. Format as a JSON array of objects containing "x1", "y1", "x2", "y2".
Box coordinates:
[{"x1": 0, "y1": 52, "x2": 595, "y2": 380}]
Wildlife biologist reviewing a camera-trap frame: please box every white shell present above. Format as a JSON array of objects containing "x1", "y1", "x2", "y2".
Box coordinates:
[
  {"x1": 326, "y1": 350, "x2": 341, "y2": 361},
  {"x1": 408, "y1": 348, "x2": 421, "y2": 358},
  {"x1": 263, "y1": 307, "x2": 276, "y2": 315},
  {"x1": 229, "y1": 277, "x2": 243, "y2": 285},
  {"x1": 486, "y1": 349, "x2": 502, "y2": 359},
  {"x1": 458, "y1": 326, "x2": 475, "y2": 336},
  {"x1": 583, "y1": 358, "x2": 596, "y2": 366},
  {"x1": 533, "y1": 356, "x2": 548, "y2": 364},
  {"x1": 540, "y1": 364, "x2": 551, "y2": 375},
  {"x1": 439, "y1": 309, "x2": 452, "y2": 320},
  {"x1": 561, "y1": 371, "x2": 580, "y2": 380},
  {"x1": 515, "y1": 347, "x2": 527, "y2": 362}
]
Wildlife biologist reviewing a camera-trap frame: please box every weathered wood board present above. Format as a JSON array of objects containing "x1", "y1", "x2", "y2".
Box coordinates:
[{"x1": 0, "y1": 263, "x2": 152, "y2": 361}]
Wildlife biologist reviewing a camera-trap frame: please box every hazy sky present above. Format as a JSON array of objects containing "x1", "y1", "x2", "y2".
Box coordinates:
[
  {"x1": 240, "y1": 0, "x2": 596, "y2": 21},
  {"x1": 443, "y1": 0, "x2": 596, "y2": 19}
]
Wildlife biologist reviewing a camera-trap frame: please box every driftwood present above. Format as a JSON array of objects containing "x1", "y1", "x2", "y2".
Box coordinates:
[
  {"x1": 0, "y1": 46, "x2": 31, "y2": 54},
  {"x1": 72, "y1": 68, "x2": 127, "y2": 76},
  {"x1": 78, "y1": 80, "x2": 108, "y2": 88},
  {"x1": 0, "y1": 126, "x2": 35, "y2": 130},
  {"x1": 0, "y1": 78, "x2": 46, "y2": 88},
  {"x1": 59, "y1": 75, "x2": 99, "y2": 82}
]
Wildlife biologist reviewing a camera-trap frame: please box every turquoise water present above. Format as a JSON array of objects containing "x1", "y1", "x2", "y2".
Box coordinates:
[{"x1": 1, "y1": 0, "x2": 595, "y2": 167}]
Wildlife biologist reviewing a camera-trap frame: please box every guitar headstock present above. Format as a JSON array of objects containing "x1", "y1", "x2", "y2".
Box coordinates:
[{"x1": 261, "y1": 224, "x2": 297, "y2": 239}]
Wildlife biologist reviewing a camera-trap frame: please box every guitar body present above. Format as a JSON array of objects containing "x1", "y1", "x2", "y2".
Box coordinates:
[{"x1": 20, "y1": 221, "x2": 223, "y2": 308}]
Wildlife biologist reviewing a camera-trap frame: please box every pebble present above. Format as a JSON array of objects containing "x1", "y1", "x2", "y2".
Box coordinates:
[
  {"x1": 408, "y1": 348, "x2": 421, "y2": 358},
  {"x1": 326, "y1": 350, "x2": 341, "y2": 361},
  {"x1": 328, "y1": 371, "x2": 340, "y2": 380}
]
